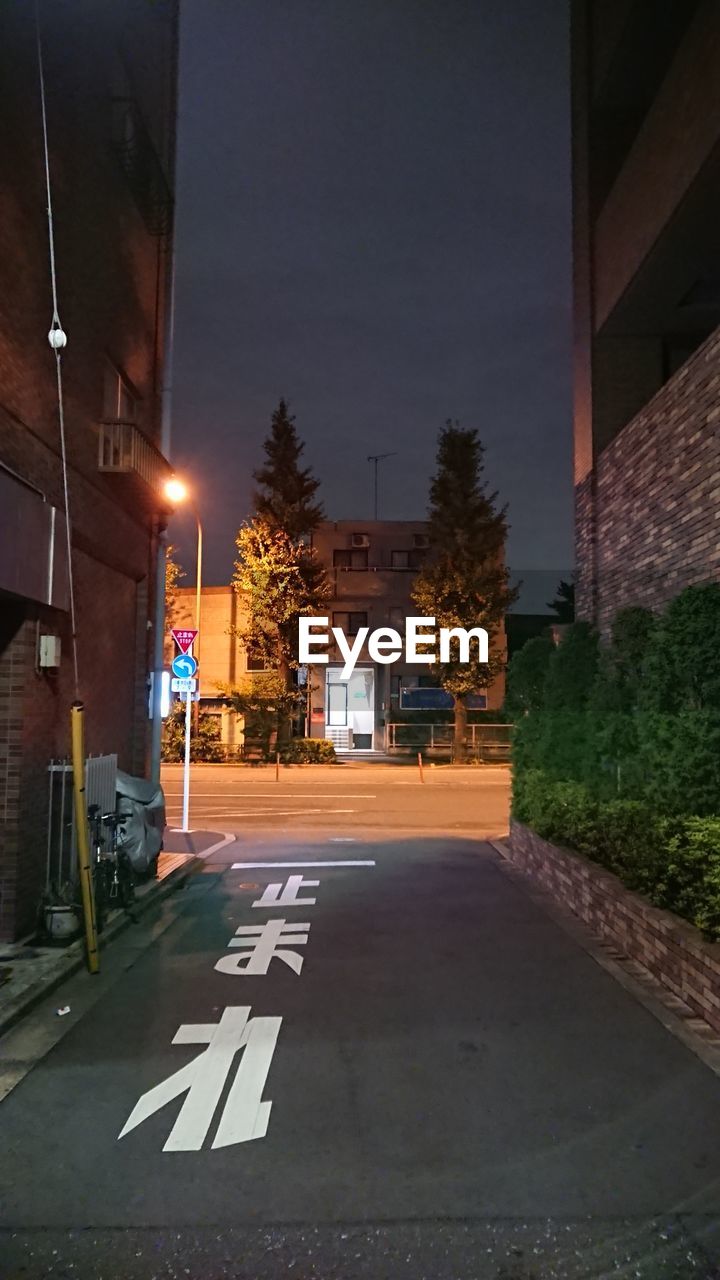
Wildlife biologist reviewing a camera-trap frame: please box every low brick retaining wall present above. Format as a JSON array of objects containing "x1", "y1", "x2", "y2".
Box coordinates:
[{"x1": 508, "y1": 819, "x2": 720, "y2": 1035}]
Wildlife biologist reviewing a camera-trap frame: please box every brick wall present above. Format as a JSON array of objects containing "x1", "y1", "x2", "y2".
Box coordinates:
[
  {"x1": 509, "y1": 820, "x2": 720, "y2": 1035},
  {"x1": 0, "y1": 2, "x2": 177, "y2": 939},
  {"x1": 575, "y1": 324, "x2": 720, "y2": 633}
]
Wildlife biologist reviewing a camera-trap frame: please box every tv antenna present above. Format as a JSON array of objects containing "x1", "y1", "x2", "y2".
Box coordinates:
[{"x1": 367, "y1": 452, "x2": 397, "y2": 520}]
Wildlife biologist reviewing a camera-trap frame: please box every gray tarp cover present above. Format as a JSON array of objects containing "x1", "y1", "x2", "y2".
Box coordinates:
[{"x1": 116, "y1": 770, "x2": 166, "y2": 874}]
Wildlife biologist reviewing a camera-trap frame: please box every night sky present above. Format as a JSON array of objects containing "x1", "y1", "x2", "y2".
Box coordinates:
[{"x1": 170, "y1": 0, "x2": 573, "y2": 586}]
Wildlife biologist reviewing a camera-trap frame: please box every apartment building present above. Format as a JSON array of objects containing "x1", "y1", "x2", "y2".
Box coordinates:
[
  {"x1": 572, "y1": 0, "x2": 720, "y2": 632},
  {"x1": 0, "y1": 1, "x2": 178, "y2": 938},
  {"x1": 173, "y1": 520, "x2": 507, "y2": 754}
]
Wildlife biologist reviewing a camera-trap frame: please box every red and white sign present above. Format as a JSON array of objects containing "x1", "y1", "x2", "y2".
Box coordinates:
[{"x1": 171, "y1": 628, "x2": 198, "y2": 654}]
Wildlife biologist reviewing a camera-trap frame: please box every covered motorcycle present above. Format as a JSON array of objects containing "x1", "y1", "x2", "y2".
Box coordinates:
[{"x1": 115, "y1": 771, "x2": 166, "y2": 876}]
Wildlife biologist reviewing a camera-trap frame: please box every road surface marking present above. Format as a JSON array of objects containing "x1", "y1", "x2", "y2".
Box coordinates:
[
  {"x1": 253, "y1": 875, "x2": 319, "y2": 907},
  {"x1": 232, "y1": 860, "x2": 375, "y2": 868},
  {"x1": 167, "y1": 807, "x2": 357, "y2": 819},
  {"x1": 118, "y1": 1006, "x2": 281, "y2": 1151},
  {"x1": 217, "y1": 920, "x2": 311, "y2": 975},
  {"x1": 163, "y1": 783, "x2": 376, "y2": 793}
]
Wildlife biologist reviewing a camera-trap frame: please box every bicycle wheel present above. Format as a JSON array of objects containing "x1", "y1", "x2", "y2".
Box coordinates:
[
  {"x1": 93, "y1": 859, "x2": 110, "y2": 934},
  {"x1": 118, "y1": 855, "x2": 136, "y2": 910}
]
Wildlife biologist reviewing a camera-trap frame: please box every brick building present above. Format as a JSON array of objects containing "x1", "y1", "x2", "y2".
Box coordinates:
[
  {"x1": 172, "y1": 520, "x2": 507, "y2": 754},
  {"x1": 572, "y1": 1, "x2": 720, "y2": 633},
  {"x1": 0, "y1": 1, "x2": 178, "y2": 939}
]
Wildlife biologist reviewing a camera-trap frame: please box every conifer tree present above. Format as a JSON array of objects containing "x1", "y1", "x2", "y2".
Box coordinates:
[
  {"x1": 232, "y1": 402, "x2": 328, "y2": 744},
  {"x1": 412, "y1": 420, "x2": 517, "y2": 760},
  {"x1": 253, "y1": 398, "x2": 324, "y2": 541}
]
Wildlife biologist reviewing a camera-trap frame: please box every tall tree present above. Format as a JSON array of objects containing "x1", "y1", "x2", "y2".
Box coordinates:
[
  {"x1": 233, "y1": 403, "x2": 328, "y2": 744},
  {"x1": 253, "y1": 398, "x2": 324, "y2": 540},
  {"x1": 412, "y1": 420, "x2": 517, "y2": 760}
]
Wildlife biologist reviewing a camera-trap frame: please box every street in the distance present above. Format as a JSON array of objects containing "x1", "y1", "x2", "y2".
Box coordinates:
[{"x1": 160, "y1": 761, "x2": 511, "y2": 835}]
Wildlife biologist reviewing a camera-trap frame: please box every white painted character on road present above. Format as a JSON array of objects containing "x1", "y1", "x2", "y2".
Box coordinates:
[
  {"x1": 215, "y1": 918, "x2": 311, "y2": 975},
  {"x1": 118, "y1": 1006, "x2": 281, "y2": 1152},
  {"x1": 252, "y1": 874, "x2": 319, "y2": 908}
]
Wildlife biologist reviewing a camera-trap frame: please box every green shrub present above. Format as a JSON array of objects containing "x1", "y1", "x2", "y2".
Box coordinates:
[
  {"x1": 161, "y1": 705, "x2": 226, "y2": 762},
  {"x1": 279, "y1": 738, "x2": 336, "y2": 764},
  {"x1": 510, "y1": 587, "x2": 720, "y2": 938},
  {"x1": 655, "y1": 818, "x2": 720, "y2": 936},
  {"x1": 504, "y1": 634, "x2": 554, "y2": 719},
  {"x1": 641, "y1": 583, "x2": 720, "y2": 714},
  {"x1": 512, "y1": 771, "x2": 720, "y2": 939}
]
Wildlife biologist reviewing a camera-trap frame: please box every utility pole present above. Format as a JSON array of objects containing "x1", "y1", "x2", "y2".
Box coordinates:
[{"x1": 367, "y1": 452, "x2": 397, "y2": 520}]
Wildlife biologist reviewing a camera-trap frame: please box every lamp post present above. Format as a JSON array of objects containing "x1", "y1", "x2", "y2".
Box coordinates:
[
  {"x1": 164, "y1": 477, "x2": 203, "y2": 644},
  {"x1": 163, "y1": 479, "x2": 203, "y2": 827}
]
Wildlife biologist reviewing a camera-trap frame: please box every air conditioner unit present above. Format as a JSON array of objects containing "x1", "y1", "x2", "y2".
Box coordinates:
[
  {"x1": 413, "y1": 533, "x2": 429, "y2": 548},
  {"x1": 351, "y1": 533, "x2": 370, "y2": 548}
]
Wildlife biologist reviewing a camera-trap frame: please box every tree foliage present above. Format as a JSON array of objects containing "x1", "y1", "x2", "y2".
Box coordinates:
[
  {"x1": 233, "y1": 520, "x2": 330, "y2": 677},
  {"x1": 219, "y1": 671, "x2": 305, "y2": 757},
  {"x1": 253, "y1": 398, "x2": 324, "y2": 541},
  {"x1": 504, "y1": 634, "x2": 554, "y2": 719},
  {"x1": 411, "y1": 420, "x2": 516, "y2": 756},
  {"x1": 161, "y1": 704, "x2": 224, "y2": 762},
  {"x1": 547, "y1": 578, "x2": 575, "y2": 623},
  {"x1": 234, "y1": 402, "x2": 329, "y2": 743},
  {"x1": 510, "y1": 585, "x2": 720, "y2": 819},
  {"x1": 164, "y1": 544, "x2": 186, "y2": 634}
]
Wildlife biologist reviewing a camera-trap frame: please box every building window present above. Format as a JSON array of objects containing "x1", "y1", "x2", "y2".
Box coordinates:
[
  {"x1": 246, "y1": 651, "x2": 267, "y2": 671},
  {"x1": 332, "y1": 611, "x2": 367, "y2": 635},
  {"x1": 391, "y1": 549, "x2": 426, "y2": 569},
  {"x1": 103, "y1": 363, "x2": 137, "y2": 422},
  {"x1": 333, "y1": 548, "x2": 369, "y2": 570}
]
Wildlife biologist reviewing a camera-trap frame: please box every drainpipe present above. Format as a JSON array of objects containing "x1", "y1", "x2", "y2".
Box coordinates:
[{"x1": 149, "y1": 8, "x2": 180, "y2": 785}]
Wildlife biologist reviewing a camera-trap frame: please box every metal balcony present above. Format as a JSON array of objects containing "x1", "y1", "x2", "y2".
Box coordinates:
[{"x1": 98, "y1": 420, "x2": 171, "y2": 495}]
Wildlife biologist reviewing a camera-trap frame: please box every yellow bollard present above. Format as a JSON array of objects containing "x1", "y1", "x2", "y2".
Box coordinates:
[
  {"x1": 70, "y1": 701, "x2": 99, "y2": 973},
  {"x1": 418, "y1": 750, "x2": 425, "y2": 783}
]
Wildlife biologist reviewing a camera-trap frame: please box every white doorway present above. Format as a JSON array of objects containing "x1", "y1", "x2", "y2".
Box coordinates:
[{"x1": 325, "y1": 667, "x2": 375, "y2": 750}]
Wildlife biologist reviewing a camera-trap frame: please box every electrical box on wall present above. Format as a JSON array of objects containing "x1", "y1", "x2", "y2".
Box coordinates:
[{"x1": 39, "y1": 635, "x2": 61, "y2": 668}]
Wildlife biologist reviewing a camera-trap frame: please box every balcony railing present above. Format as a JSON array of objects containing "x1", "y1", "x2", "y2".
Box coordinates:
[{"x1": 98, "y1": 420, "x2": 171, "y2": 495}]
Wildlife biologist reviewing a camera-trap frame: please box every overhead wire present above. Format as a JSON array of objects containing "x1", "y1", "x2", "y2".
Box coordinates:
[{"x1": 35, "y1": 0, "x2": 80, "y2": 697}]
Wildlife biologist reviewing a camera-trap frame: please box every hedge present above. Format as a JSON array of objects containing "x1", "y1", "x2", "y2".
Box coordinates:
[
  {"x1": 506, "y1": 585, "x2": 720, "y2": 938},
  {"x1": 513, "y1": 769, "x2": 720, "y2": 939},
  {"x1": 278, "y1": 738, "x2": 336, "y2": 764}
]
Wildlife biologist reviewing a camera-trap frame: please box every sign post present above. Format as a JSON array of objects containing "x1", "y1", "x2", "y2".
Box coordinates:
[
  {"x1": 171, "y1": 630, "x2": 199, "y2": 833},
  {"x1": 182, "y1": 685, "x2": 192, "y2": 832}
]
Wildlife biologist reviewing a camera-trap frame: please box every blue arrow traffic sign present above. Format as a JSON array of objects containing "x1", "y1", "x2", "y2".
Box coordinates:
[{"x1": 172, "y1": 653, "x2": 198, "y2": 679}]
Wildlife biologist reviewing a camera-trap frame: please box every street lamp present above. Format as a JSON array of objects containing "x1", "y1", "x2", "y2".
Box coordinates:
[
  {"x1": 164, "y1": 476, "x2": 203, "y2": 650},
  {"x1": 164, "y1": 477, "x2": 203, "y2": 753}
]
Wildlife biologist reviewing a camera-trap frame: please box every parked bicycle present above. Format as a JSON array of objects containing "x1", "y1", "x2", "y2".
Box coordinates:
[{"x1": 87, "y1": 804, "x2": 136, "y2": 932}]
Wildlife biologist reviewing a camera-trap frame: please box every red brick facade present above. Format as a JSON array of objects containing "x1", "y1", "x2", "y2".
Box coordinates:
[
  {"x1": 509, "y1": 820, "x2": 720, "y2": 1036},
  {"x1": 571, "y1": 2, "x2": 720, "y2": 632},
  {"x1": 575, "y1": 327, "x2": 720, "y2": 633},
  {"x1": 0, "y1": 3, "x2": 178, "y2": 939}
]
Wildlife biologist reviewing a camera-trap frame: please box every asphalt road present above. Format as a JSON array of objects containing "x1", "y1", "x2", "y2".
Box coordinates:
[
  {"x1": 160, "y1": 761, "x2": 511, "y2": 836},
  {"x1": 2, "y1": 768, "x2": 720, "y2": 1278}
]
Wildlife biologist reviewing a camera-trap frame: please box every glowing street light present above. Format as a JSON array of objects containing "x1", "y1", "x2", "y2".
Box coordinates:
[{"x1": 164, "y1": 476, "x2": 188, "y2": 506}]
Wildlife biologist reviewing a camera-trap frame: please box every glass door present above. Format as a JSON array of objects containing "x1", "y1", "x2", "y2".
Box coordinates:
[{"x1": 327, "y1": 681, "x2": 348, "y2": 727}]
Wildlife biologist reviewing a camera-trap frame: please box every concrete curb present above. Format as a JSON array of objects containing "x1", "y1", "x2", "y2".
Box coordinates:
[{"x1": 0, "y1": 855, "x2": 201, "y2": 1040}]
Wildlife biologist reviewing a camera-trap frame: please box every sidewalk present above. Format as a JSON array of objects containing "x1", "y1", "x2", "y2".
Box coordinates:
[{"x1": 0, "y1": 831, "x2": 225, "y2": 1038}]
